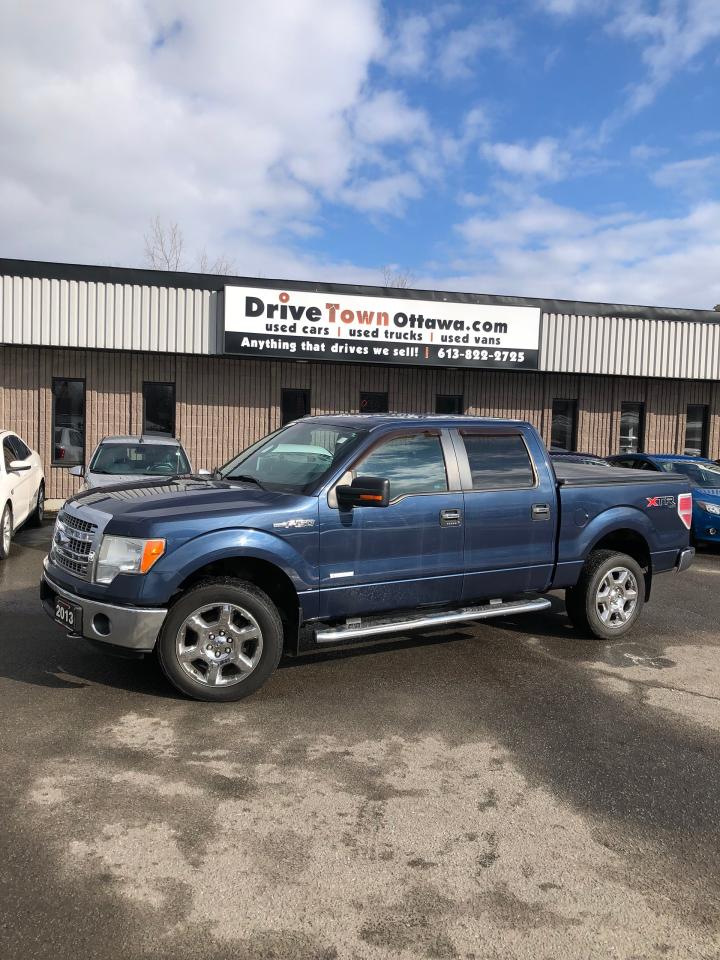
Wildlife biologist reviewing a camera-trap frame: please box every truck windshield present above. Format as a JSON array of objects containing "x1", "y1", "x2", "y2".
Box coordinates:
[
  {"x1": 89, "y1": 443, "x2": 190, "y2": 476},
  {"x1": 658, "y1": 460, "x2": 720, "y2": 487},
  {"x1": 220, "y1": 422, "x2": 366, "y2": 493}
]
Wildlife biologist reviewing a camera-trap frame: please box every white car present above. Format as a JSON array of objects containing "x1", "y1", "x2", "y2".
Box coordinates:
[{"x1": 0, "y1": 430, "x2": 45, "y2": 560}]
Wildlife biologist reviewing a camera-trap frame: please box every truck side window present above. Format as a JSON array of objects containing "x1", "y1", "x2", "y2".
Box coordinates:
[
  {"x1": 462, "y1": 434, "x2": 535, "y2": 490},
  {"x1": 354, "y1": 434, "x2": 448, "y2": 500}
]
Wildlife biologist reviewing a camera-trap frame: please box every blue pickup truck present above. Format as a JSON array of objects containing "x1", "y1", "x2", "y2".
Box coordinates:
[{"x1": 41, "y1": 416, "x2": 694, "y2": 702}]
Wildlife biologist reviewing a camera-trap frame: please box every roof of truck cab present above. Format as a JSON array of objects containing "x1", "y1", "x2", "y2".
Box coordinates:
[{"x1": 298, "y1": 414, "x2": 529, "y2": 430}]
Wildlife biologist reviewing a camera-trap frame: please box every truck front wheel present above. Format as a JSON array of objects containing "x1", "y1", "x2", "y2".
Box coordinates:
[
  {"x1": 156, "y1": 578, "x2": 284, "y2": 702},
  {"x1": 565, "y1": 549, "x2": 645, "y2": 640}
]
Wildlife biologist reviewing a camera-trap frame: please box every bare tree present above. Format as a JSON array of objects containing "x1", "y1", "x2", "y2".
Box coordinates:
[
  {"x1": 144, "y1": 216, "x2": 185, "y2": 271},
  {"x1": 197, "y1": 248, "x2": 236, "y2": 276},
  {"x1": 382, "y1": 265, "x2": 415, "y2": 289}
]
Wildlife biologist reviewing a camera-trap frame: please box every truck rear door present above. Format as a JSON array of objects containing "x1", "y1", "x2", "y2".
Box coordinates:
[{"x1": 453, "y1": 425, "x2": 557, "y2": 600}]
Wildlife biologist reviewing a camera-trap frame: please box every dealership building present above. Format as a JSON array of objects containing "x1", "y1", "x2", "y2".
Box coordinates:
[{"x1": 2, "y1": 256, "x2": 720, "y2": 504}]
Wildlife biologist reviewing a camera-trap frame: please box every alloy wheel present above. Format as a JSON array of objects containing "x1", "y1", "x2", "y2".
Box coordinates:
[
  {"x1": 596, "y1": 566, "x2": 638, "y2": 629},
  {"x1": 175, "y1": 602, "x2": 264, "y2": 687}
]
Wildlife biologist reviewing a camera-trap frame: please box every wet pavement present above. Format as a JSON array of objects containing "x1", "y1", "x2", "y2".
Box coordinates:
[{"x1": 1, "y1": 520, "x2": 719, "y2": 959}]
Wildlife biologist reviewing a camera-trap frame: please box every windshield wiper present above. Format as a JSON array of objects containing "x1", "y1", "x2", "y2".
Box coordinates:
[{"x1": 229, "y1": 474, "x2": 265, "y2": 490}]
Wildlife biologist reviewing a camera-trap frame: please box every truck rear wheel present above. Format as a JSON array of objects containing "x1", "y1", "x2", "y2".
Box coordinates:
[
  {"x1": 566, "y1": 549, "x2": 645, "y2": 640},
  {"x1": 156, "y1": 578, "x2": 283, "y2": 702}
]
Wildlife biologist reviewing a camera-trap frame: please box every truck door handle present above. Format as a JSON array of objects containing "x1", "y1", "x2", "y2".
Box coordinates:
[
  {"x1": 531, "y1": 503, "x2": 551, "y2": 521},
  {"x1": 440, "y1": 508, "x2": 462, "y2": 527}
]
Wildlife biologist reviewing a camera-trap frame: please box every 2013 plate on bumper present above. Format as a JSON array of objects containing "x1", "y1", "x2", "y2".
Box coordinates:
[{"x1": 54, "y1": 596, "x2": 82, "y2": 633}]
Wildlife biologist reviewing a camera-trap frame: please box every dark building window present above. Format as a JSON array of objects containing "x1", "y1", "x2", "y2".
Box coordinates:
[
  {"x1": 550, "y1": 399, "x2": 577, "y2": 452},
  {"x1": 52, "y1": 378, "x2": 85, "y2": 465},
  {"x1": 685, "y1": 404, "x2": 709, "y2": 457},
  {"x1": 435, "y1": 394, "x2": 464, "y2": 415},
  {"x1": 143, "y1": 382, "x2": 176, "y2": 436},
  {"x1": 281, "y1": 388, "x2": 310, "y2": 425},
  {"x1": 462, "y1": 434, "x2": 535, "y2": 490},
  {"x1": 619, "y1": 402, "x2": 645, "y2": 454},
  {"x1": 360, "y1": 391, "x2": 389, "y2": 413}
]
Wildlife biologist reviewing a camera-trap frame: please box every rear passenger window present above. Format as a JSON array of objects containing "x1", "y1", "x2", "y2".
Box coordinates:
[
  {"x1": 355, "y1": 434, "x2": 448, "y2": 500},
  {"x1": 462, "y1": 434, "x2": 535, "y2": 490}
]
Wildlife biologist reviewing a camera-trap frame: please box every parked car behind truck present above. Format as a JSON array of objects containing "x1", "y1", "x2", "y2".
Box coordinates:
[
  {"x1": 1, "y1": 430, "x2": 45, "y2": 560},
  {"x1": 69, "y1": 435, "x2": 204, "y2": 489},
  {"x1": 41, "y1": 416, "x2": 694, "y2": 702},
  {"x1": 608, "y1": 453, "x2": 720, "y2": 545}
]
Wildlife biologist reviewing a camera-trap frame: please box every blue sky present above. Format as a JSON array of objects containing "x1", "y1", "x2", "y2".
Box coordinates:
[{"x1": 1, "y1": 0, "x2": 719, "y2": 307}]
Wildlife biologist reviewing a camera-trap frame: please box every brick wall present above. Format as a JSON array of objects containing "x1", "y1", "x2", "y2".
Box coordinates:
[{"x1": 1, "y1": 344, "x2": 717, "y2": 500}]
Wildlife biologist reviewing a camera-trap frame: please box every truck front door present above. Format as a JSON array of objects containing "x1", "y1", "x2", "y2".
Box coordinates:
[
  {"x1": 318, "y1": 430, "x2": 464, "y2": 619},
  {"x1": 454, "y1": 427, "x2": 557, "y2": 601}
]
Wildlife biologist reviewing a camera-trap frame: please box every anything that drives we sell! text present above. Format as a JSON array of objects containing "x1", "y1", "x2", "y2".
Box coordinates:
[{"x1": 224, "y1": 285, "x2": 541, "y2": 370}]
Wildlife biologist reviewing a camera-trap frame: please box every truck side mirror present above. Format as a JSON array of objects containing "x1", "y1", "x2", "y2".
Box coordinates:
[
  {"x1": 68, "y1": 465, "x2": 84, "y2": 477},
  {"x1": 9, "y1": 460, "x2": 32, "y2": 473},
  {"x1": 196, "y1": 468, "x2": 213, "y2": 477},
  {"x1": 336, "y1": 476, "x2": 390, "y2": 509}
]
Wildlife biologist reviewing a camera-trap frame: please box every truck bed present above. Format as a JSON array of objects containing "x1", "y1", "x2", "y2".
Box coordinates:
[{"x1": 554, "y1": 461, "x2": 681, "y2": 487}]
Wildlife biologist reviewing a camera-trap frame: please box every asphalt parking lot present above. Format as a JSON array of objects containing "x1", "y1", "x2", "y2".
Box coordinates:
[{"x1": 1, "y1": 522, "x2": 719, "y2": 960}]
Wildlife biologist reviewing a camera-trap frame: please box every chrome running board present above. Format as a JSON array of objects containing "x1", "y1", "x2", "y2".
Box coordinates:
[{"x1": 314, "y1": 597, "x2": 552, "y2": 644}]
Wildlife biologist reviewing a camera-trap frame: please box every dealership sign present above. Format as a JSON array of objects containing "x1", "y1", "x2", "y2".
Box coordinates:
[{"x1": 224, "y1": 285, "x2": 540, "y2": 370}]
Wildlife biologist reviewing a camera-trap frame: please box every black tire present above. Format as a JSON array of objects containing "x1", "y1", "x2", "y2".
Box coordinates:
[
  {"x1": 28, "y1": 482, "x2": 44, "y2": 527},
  {"x1": 0, "y1": 503, "x2": 11, "y2": 560},
  {"x1": 565, "y1": 549, "x2": 645, "y2": 640},
  {"x1": 156, "y1": 577, "x2": 284, "y2": 702}
]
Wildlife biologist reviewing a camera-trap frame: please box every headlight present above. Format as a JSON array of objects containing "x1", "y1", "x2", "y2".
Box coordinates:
[
  {"x1": 696, "y1": 501, "x2": 720, "y2": 515},
  {"x1": 95, "y1": 536, "x2": 165, "y2": 584}
]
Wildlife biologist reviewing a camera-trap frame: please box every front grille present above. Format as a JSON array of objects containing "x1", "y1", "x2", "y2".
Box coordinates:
[
  {"x1": 58, "y1": 512, "x2": 96, "y2": 535},
  {"x1": 53, "y1": 553, "x2": 89, "y2": 578},
  {"x1": 51, "y1": 511, "x2": 99, "y2": 581}
]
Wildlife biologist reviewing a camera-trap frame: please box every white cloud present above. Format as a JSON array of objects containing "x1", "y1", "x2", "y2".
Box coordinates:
[
  {"x1": 630, "y1": 143, "x2": 667, "y2": 163},
  {"x1": 339, "y1": 172, "x2": 423, "y2": 214},
  {"x1": 438, "y1": 19, "x2": 514, "y2": 80},
  {"x1": 537, "y1": 0, "x2": 604, "y2": 13},
  {"x1": 652, "y1": 155, "x2": 720, "y2": 189},
  {"x1": 481, "y1": 137, "x2": 570, "y2": 180},
  {"x1": 387, "y1": 14, "x2": 431, "y2": 75},
  {"x1": 538, "y1": 1, "x2": 720, "y2": 136},
  {"x1": 352, "y1": 91, "x2": 431, "y2": 145},
  {"x1": 0, "y1": 0, "x2": 448, "y2": 267},
  {"x1": 608, "y1": 0, "x2": 720, "y2": 114},
  {"x1": 451, "y1": 196, "x2": 720, "y2": 308}
]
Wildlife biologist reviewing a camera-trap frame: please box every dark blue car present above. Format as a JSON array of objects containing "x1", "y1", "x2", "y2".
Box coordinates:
[{"x1": 608, "y1": 453, "x2": 720, "y2": 545}]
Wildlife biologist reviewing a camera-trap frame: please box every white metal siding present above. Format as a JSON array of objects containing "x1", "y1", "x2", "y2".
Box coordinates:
[
  {"x1": 540, "y1": 312, "x2": 720, "y2": 380},
  {"x1": 0, "y1": 274, "x2": 221, "y2": 355},
  {"x1": 4, "y1": 270, "x2": 720, "y2": 379}
]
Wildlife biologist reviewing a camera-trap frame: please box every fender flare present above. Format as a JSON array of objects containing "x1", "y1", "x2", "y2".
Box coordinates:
[
  {"x1": 583, "y1": 506, "x2": 655, "y2": 557},
  {"x1": 144, "y1": 527, "x2": 316, "y2": 599}
]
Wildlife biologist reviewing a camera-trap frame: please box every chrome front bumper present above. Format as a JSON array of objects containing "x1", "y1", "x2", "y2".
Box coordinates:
[
  {"x1": 676, "y1": 547, "x2": 695, "y2": 573},
  {"x1": 40, "y1": 561, "x2": 167, "y2": 653}
]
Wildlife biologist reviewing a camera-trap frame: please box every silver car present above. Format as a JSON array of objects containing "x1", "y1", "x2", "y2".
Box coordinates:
[{"x1": 69, "y1": 435, "x2": 209, "y2": 489}]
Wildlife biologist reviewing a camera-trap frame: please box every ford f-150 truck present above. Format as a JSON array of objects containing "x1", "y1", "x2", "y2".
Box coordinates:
[{"x1": 41, "y1": 416, "x2": 695, "y2": 702}]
